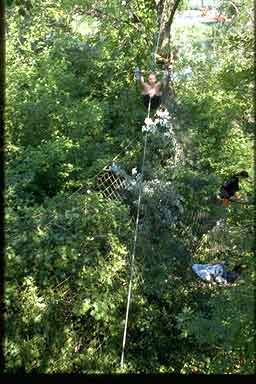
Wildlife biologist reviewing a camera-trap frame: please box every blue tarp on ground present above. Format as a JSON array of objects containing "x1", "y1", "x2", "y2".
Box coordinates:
[{"x1": 192, "y1": 263, "x2": 227, "y2": 284}]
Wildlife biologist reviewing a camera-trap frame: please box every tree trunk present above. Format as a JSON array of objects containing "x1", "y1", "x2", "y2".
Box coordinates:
[
  {"x1": 155, "y1": 0, "x2": 181, "y2": 58},
  {"x1": 154, "y1": 0, "x2": 181, "y2": 108}
]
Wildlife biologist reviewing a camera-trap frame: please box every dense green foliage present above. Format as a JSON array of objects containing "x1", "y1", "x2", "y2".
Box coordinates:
[{"x1": 5, "y1": 0, "x2": 254, "y2": 374}]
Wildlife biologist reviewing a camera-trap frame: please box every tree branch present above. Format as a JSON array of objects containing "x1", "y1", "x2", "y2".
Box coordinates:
[{"x1": 78, "y1": 7, "x2": 141, "y2": 32}]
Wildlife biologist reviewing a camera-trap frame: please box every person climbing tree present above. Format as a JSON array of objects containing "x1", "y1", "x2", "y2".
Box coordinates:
[
  {"x1": 134, "y1": 66, "x2": 171, "y2": 110},
  {"x1": 192, "y1": 262, "x2": 245, "y2": 285},
  {"x1": 218, "y1": 170, "x2": 249, "y2": 205}
]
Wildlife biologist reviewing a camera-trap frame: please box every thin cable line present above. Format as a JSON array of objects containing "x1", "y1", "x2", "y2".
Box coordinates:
[
  {"x1": 120, "y1": 98, "x2": 151, "y2": 369},
  {"x1": 120, "y1": 11, "x2": 179, "y2": 365}
]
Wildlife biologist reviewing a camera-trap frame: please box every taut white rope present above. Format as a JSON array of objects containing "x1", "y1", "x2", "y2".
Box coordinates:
[{"x1": 120, "y1": 97, "x2": 151, "y2": 369}]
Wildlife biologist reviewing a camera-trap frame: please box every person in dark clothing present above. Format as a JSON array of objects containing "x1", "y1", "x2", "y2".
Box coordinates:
[
  {"x1": 134, "y1": 67, "x2": 170, "y2": 110},
  {"x1": 219, "y1": 171, "x2": 249, "y2": 205},
  {"x1": 222, "y1": 264, "x2": 244, "y2": 284}
]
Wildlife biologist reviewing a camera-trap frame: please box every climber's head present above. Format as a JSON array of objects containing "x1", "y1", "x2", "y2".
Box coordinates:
[{"x1": 148, "y1": 73, "x2": 157, "y2": 85}]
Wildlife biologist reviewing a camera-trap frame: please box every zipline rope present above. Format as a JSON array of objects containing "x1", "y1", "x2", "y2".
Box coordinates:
[
  {"x1": 120, "y1": 12, "x2": 174, "y2": 368},
  {"x1": 120, "y1": 97, "x2": 151, "y2": 369}
]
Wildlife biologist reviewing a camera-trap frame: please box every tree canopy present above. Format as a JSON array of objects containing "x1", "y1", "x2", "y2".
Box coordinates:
[{"x1": 5, "y1": 0, "x2": 254, "y2": 374}]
